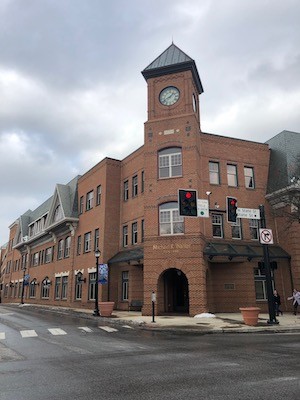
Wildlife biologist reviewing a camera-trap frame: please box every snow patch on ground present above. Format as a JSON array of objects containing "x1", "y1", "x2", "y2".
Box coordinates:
[{"x1": 194, "y1": 313, "x2": 216, "y2": 318}]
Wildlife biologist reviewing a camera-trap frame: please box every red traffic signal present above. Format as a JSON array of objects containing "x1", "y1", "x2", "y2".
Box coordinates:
[
  {"x1": 226, "y1": 196, "x2": 238, "y2": 223},
  {"x1": 178, "y1": 189, "x2": 198, "y2": 217}
]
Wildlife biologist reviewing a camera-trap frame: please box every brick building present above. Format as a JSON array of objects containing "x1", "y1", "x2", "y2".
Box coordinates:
[{"x1": 1, "y1": 44, "x2": 299, "y2": 315}]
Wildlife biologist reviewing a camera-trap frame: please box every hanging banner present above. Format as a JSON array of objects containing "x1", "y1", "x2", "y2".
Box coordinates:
[{"x1": 98, "y1": 264, "x2": 108, "y2": 284}]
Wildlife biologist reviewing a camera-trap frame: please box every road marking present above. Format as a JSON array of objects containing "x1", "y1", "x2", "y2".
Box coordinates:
[
  {"x1": 20, "y1": 330, "x2": 38, "y2": 338},
  {"x1": 48, "y1": 328, "x2": 67, "y2": 336},
  {"x1": 122, "y1": 325, "x2": 133, "y2": 329},
  {"x1": 0, "y1": 332, "x2": 6, "y2": 340},
  {"x1": 78, "y1": 327, "x2": 93, "y2": 333},
  {"x1": 98, "y1": 326, "x2": 118, "y2": 333}
]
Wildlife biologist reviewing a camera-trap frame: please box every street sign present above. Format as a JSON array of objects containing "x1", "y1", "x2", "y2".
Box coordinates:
[
  {"x1": 237, "y1": 207, "x2": 260, "y2": 219},
  {"x1": 197, "y1": 199, "x2": 209, "y2": 218},
  {"x1": 259, "y1": 228, "x2": 274, "y2": 244}
]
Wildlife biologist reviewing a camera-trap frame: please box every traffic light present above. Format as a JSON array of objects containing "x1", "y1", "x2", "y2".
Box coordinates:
[
  {"x1": 226, "y1": 196, "x2": 237, "y2": 223},
  {"x1": 178, "y1": 189, "x2": 198, "y2": 217}
]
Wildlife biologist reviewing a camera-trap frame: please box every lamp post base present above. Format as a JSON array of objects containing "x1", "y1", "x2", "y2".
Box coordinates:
[{"x1": 93, "y1": 309, "x2": 100, "y2": 316}]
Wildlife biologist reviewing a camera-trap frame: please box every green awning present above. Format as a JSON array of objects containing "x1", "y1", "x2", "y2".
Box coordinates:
[
  {"x1": 108, "y1": 247, "x2": 144, "y2": 265},
  {"x1": 203, "y1": 242, "x2": 290, "y2": 260}
]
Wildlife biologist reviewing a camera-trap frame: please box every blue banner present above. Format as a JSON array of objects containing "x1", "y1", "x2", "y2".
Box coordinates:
[{"x1": 98, "y1": 264, "x2": 108, "y2": 284}]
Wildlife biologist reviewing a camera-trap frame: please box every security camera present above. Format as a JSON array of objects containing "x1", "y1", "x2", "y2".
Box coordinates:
[{"x1": 206, "y1": 191, "x2": 212, "y2": 196}]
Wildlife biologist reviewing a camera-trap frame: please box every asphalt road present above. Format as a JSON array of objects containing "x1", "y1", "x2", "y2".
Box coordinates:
[{"x1": 0, "y1": 305, "x2": 299, "y2": 400}]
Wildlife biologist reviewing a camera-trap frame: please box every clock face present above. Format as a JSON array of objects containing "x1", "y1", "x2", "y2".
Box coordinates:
[{"x1": 159, "y1": 86, "x2": 180, "y2": 106}]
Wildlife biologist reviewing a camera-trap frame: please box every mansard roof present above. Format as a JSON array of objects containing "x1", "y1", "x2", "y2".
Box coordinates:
[
  {"x1": 266, "y1": 130, "x2": 300, "y2": 193},
  {"x1": 142, "y1": 43, "x2": 203, "y2": 94}
]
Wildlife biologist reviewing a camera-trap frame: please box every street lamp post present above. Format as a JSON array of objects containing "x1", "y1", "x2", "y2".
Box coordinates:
[
  {"x1": 20, "y1": 266, "x2": 26, "y2": 305},
  {"x1": 93, "y1": 249, "x2": 101, "y2": 316}
]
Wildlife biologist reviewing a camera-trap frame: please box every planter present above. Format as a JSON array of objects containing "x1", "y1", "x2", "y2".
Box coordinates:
[
  {"x1": 99, "y1": 302, "x2": 115, "y2": 317},
  {"x1": 239, "y1": 307, "x2": 261, "y2": 326}
]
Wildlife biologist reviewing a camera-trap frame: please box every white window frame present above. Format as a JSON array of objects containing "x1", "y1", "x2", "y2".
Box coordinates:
[
  {"x1": 132, "y1": 222, "x2": 138, "y2": 245},
  {"x1": 231, "y1": 218, "x2": 242, "y2": 240},
  {"x1": 159, "y1": 202, "x2": 184, "y2": 236},
  {"x1": 64, "y1": 236, "x2": 71, "y2": 258},
  {"x1": 227, "y1": 164, "x2": 238, "y2": 187},
  {"x1": 86, "y1": 190, "x2": 94, "y2": 210},
  {"x1": 58, "y1": 239, "x2": 64, "y2": 259},
  {"x1": 84, "y1": 232, "x2": 91, "y2": 253},
  {"x1": 132, "y1": 175, "x2": 138, "y2": 197},
  {"x1": 123, "y1": 225, "x2": 128, "y2": 247},
  {"x1": 96, "y1": 185, "x2": 102, "y2": 205},
  {"x1": 212, "y1": 214, "x2": 223, "y2": 238},
  {"x1": 159, "y1": 148, "x2": 182, "y2": 179},
  {"x1": 209, "y1": 161, "x2": 220, "y2": 185},
  {"x1": 244, "y1": 166, "x2": 255, "y2": 189},
  {"x1": 249, "y1": 219, "x2": 259, "y2": 240},
  {"x1": 122, "y1": 271, "x2": 129, "y2": 301}
]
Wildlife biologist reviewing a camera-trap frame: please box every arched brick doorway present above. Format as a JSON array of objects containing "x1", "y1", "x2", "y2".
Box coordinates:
[{"x1": 162, "y1": 268, "x2": 189, "y2": 314}]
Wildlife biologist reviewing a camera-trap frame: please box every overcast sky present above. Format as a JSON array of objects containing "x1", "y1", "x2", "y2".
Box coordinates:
[{"x1": 1, "y1": 0, "x2": 300, "y2": 244}]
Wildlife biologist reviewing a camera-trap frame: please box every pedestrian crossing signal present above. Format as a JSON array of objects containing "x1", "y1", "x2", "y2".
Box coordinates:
[{"x1": 178, "y1": 189, "x2": 198, "y2": 217}]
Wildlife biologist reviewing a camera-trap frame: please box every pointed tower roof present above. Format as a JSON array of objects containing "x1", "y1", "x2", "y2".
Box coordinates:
[{"x1": 142, "y1": 43, "x2": 203, "y2": 94}]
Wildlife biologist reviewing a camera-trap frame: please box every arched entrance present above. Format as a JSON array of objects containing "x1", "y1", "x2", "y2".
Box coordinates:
[{"x1": 162, "y1": 268, "x2": 189, "y2": 314}]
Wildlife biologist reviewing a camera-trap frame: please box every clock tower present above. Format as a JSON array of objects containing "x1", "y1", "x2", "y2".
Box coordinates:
[{"x1": 141, "y1": 44, "x2": 207, "y2": 316}]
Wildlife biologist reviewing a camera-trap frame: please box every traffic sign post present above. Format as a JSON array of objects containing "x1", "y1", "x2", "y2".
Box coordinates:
[{"x1": 258, "y1": 205, "x2": 278, "y2": 325}]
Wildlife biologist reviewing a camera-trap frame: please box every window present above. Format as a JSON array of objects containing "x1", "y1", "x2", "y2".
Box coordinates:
[
  {"x1": 212, "y1": 214, "x2": 223, "y2": 238},
  {"x1": 159, "y1": 148, "x2": 182, "y2": 178},
  {"x1": 227, "y1": 164, "x2": 238, "y2": 187},
  {"x1": 123, "y1": 225, "x2": 128, "y2": 247},
  {"x1": 231, "y1": 218, "x2": 242, "y2": 240},
  {"x1": 54, "y1": 204, "x2": 63, "y2": 222},
  {"x1": 132, "y1": 222, "x2": 138, "y2": 245},
  {"x1": 249, "y1": 219, "x2": 259, "y2": 240},
  {"x1": 41, "y1": 277, "x2": 51, "y2": 299},
  {"x1": 141, "y1": 171, "x2": 144, "y2": 193},
  {"x1": 254, "y1": 267, "x2": 274, "y2": 300},
  {"x1": 94, "y1": 228, "x2": 100, "y2": 251},
  {"x1": 96, "y1": 185, "x2": 102, "y2": 205},
  {"x1": 75, "y1": 273, "x2": 83, "y2": 300},
  {"x1": 61, "y1": 276, "x2": 68, "y2": 299},
  {"x1": 45, "y1": 247, "x2": 52, "y2": 263},
  {"x1": 77, "y1": 236, "x2": 82, "y2": 255},
  {"x1": 79, "y1": 196, "x2": 84, "y2": 214},
  {"x1": 64, "y1": 236, "x2": 71, "y2": 258},
  {"x1": 88, "y1": 272, "x2": 97, "y2": 300},
  {"x1": 33, "y1": 252, "x2": 39, "y2": 266},
  {"x1": 209, "y1": 161, "x2": 220, "y2": 184},
  {"x1": 244, "y1": 167, "x2": 255, "y2": 189},
  {"x1": 84, "y1": 232, "x2": 91, "y2": 253},
  {"x1": 57, "y1": 239, "x2": 64, "y2": 259},
  {"x1": 122, "y1": 271, "x2": 129, "y2": 301},
  {"x1": 29, "y1": 280, "x2": 37, "y2": 298},
  {"x1": 124, "y1": 180, "x2": 129, "y2": 201},
  {"x1": 132, "y1": 175, "x2": 138, "y2": 197},
  {"x1": 159, "y1": 202, "x2": 184, "y2": 235},
  {"x1": 141, "y1": 219, "x2": 144, "y2": 243},
  {"x1": 86, "y1": 190, "x2": 94, "y2": 210},
  {"x1": 55, "y1": 277, "x2": 61, "y2": 299}
]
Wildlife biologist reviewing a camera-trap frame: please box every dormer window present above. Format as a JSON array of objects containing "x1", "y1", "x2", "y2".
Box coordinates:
[{"x1": 54, "y1": 205, "x2": 62, "y2": 222}]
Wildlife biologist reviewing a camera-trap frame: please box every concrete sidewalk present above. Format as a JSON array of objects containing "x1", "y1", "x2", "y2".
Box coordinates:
[
  {"x1": 106, "y1": 310, "x2": 300, "y2": 333},
  {"x1": 11, "y1": 303, "x2": 300, "y2": 334}
]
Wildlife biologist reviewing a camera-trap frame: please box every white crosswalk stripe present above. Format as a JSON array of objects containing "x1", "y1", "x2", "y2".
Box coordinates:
[
  {"x1": 78, "y1": 327, "x2": 93, "y2": 333},
  {"x1": 20, "y1": 330, "x2": 38, "y2": 338},
  {"x1": 48, "y1": 328, "x2": 67, "y2": 336},
  {"x1": 99, "y1": 326, "x2": 118, "y2": 333},
  {"x1": 0, "y1": 332, "x2": 6, "y2": 340}
]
